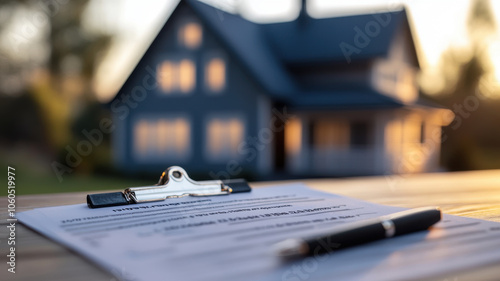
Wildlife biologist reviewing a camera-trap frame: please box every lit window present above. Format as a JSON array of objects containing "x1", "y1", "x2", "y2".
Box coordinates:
[
  {"x1": 157, "y1": 60, "x2": 196, "y2": 94},
  {"x1": 158, "y1": 61, "x2": 176, "y2": 92},
  {"x1": 313, "y1": 121, "x2": 349, "y2": 149},
  {"x1": 206, "y1": 118, "x2": 244, "y2": 160},
  {"x1": 134, "y1": 118, "x2": 191, "y2": 160},
  {"x1": 134, "y1": 120, "x2": 151, "y2": 156},
  {"x1": 179, "y1": 23, "x2": 202, "y2": 49},
  {"x1": 205, "y1": 58, "x2": 226, "y2": 92},
  {"x1": 178, "y1": 59, "x2": 196, "y2": 93},
  {"x1": 285, "y1": 118, "x2": 302, "y2": 155},
  {"x1": 157, "y1": 120, "x2": 172, "y2": 153}
]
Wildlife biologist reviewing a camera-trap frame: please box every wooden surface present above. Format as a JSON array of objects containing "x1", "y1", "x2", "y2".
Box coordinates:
[{"x1": 2, "y1": 170, "x2": 500, "y2": 281}]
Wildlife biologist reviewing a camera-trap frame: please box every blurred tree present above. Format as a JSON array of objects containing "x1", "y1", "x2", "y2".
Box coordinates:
[
  {"x1": 0, "y1": 0, "x2": 112, "y2": 174},
  {"x1": 430, "y1": 0, "x2": 500, "y2": 170}
]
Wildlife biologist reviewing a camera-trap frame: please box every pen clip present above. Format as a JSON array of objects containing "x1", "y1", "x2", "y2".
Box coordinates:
[{"x1": 125, "y1": 166, "x2": 230, "y2": 203}]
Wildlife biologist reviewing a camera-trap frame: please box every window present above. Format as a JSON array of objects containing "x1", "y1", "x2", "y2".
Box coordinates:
[
  {"x1": 205, "y1": 58, "x2": 226, "y2": 92},
  {"x1": 179, "y1": 22, "x2": 202, "y2": 49},
  {"x1": 178, "y1": 59, "x2": 195, "y2": 92},
  {"x1": 285, "y1": 117, "x2": 302, "y2": 155},
  {"x1": 206, "y1": 117, "x2": 244, "y2": 161},
  {"x1": 312, "y1": 120, "x2": 349, "y2": 149},
  {"x1": 350, "y1": 122, "x2": 371, "y2": 147},
  {"x1": 157, "y1": 60, "x2": 196, "y2": 94},
  {"x1": 133, "y1": 118, "x2": 191, "y2": 161},
  {"x1": 158, "y1": 61, "x2": 176, "y2": 92}
]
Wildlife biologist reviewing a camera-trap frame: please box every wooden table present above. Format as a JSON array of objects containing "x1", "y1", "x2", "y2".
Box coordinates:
[{"x1": 2, "y1": 170, "x2": 500, "y2": 281}]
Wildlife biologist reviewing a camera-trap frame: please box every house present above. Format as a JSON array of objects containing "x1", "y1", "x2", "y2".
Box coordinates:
[{"x1": 109, "y1": 0, "x2": 452, "y2": 179}]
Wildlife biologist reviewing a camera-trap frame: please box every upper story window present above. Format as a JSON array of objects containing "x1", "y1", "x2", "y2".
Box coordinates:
[
  {"x1": 178, "y1": 59, "x2": 196, "y2": 92},
  {"x1": 158, "y1": 61, "x2": 176, "y2": 92},
  {"x1": 179, "y1": 22, "x2": 202, "y2": 49},
  {"x1": 157, "y1": 59, "x2": 196, "y2": 94},
  {"x1": 205, "y1": 58, "x2": 226, "y2": 93}
]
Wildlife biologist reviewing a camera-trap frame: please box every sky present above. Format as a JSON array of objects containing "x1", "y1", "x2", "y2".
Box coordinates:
[{"x1": 82, "y1": 0, "x2": 500, "y2": 102}]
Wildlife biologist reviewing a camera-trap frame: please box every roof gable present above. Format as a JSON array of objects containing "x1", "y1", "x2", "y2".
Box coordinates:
[
  {"x1": 186, "y1": 0, "x2": 297, "y2": 97},
  {"x1": 261, "y1": 10, "x2": 411, "y2": 65},
  {"x1": 110, "y1": 1, "x2": 420, "y2": 108}
]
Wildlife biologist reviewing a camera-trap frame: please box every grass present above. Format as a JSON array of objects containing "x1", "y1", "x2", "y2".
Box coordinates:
[
  {"x1": 1, "y1": 147, "x2": 152, "y2": 196},
  {"x1": 2, "y1": 168, "x2": 151, "y2": 196}
]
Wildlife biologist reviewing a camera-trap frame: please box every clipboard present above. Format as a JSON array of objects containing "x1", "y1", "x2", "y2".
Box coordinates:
[{"x1": 86, "y1": 166, "x2": 251, "y2": 208}]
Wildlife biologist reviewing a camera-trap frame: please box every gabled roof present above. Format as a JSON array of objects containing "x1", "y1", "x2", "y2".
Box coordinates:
[
  {"x1": 110, "y1": 0, "x2": 420, "y2": 108},
  {"x1": 187, "y1": 0, "x2": 296, "y2": 97},
  {"x1": 261, "y1": 10, "x2": 417, "y2": 66}
]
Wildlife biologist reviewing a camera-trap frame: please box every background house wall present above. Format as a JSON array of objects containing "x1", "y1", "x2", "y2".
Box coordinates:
[
  {"x1": 112, "y1": 2, "x2": 269, "y2": 177},
  {"x1": 371, "y1": 25, "x2": 419, "y2": 104}
]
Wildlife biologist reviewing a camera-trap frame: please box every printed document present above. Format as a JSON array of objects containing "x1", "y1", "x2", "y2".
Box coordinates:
[{"x1": 18, "y1": 184, "x2": 500, "y2": 281}]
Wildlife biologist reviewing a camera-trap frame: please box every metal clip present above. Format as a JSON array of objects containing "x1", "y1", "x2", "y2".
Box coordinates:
[
  {"x1": 87, "y1": 166, "x2": 251, "y2": 208},
  {"x1": 125, "y1": 166, "x2": 230, "y2": 203}
]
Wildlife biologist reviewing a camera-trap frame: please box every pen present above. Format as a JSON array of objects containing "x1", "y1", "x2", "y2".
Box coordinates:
[{"x1": 274, "y1": 206, "x2": 441, "y2": 258}]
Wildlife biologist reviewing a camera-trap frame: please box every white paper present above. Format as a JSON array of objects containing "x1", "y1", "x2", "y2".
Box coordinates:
[{"x1": 18, "y1": 184, "x2": 500, "y2": 281}]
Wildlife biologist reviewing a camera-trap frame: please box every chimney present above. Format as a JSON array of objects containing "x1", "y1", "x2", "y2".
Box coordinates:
[{"x1": 298, "y1": 0, "x2": 309, "y2": 24}]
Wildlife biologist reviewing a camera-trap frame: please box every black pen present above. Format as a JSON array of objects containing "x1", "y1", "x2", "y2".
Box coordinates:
[{"x1": 274, "y1": 207, "x2": 441, "y2": 258}]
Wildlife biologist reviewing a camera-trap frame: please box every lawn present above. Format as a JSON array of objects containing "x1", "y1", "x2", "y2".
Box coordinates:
[{"x1": 3, "y1": 170, "x2": 151, "y2": 196}]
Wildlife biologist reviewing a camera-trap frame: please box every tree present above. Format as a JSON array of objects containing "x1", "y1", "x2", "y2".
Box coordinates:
[
  {"x1": 0, "y1": 0, "x2": 112, "y2": 173},
  {"x1": 429, "y1": 0, "x2": 500, "y2": 170}
]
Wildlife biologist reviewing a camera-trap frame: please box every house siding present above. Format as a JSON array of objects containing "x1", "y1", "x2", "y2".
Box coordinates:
[{"x1": 113, "y1": 2, "x2": 267, "y2": 177}]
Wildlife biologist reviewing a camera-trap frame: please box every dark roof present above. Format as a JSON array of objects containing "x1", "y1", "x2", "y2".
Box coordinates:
[
  {"x1": 187, "y1": 0, "x2": 296, "y2": 97},
  {"x1": 261, "y1": 10, "x2": 414, "y2": 65},
  {"x1": 111, "y1": 0, "x2": 421, "y2": 109},
  {"x1": 286, "y1": 90, "x2": 404, "y2": 111}
]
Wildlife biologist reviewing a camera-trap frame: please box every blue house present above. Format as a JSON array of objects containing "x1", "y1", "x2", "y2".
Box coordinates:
[{"x1": 109, "y1": 0, "x2": 451, "y2": 179}]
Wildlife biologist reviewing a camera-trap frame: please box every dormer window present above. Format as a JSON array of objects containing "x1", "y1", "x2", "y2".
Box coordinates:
[
  {"x1": 179, "y1": 22, "x2": 202, "y2": 49},
  {"x1": 205, "y1": 58, "x2": 226, "y2": 93}
]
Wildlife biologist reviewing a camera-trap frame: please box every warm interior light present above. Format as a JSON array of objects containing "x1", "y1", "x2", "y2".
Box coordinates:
[
  {"x1": 208, "y1": 120, "x2": 223, "y2": 154},
  {"x1": 228, "y1": 119, "x2": 243, "y2": 152},
  {"x1": 157, "y1": 120, "x2": 171, "y2": 153},
  {"x1": 181, "y1": 23, "x2": 202, "y2": 49},
  {"x1": 206, "y1": 58, "x2": 225, "y2": 92},
  {"x1": 403, "y1": 114, "x2": 422, "y2": 144},
  {"x1": 134, "y1": 118, "x2": 190, "y2": 158},
  {"x1": 158, "y1": 61, "x2": 176, "y2": 92},
  {"x1": 179, "y1": 59, "x2": 195, "y2": 93},
  {"x1": 134, "y1": 120, "x2": 150, "y2": 156},
  {"x1": 207, "y1": 118, "x2": 244, "y2": 159},
  {"x1": 314, "y1": 120, "x2": 349, "y2": 148},
  {"x1": 285, "y1": 118, "x2": 302, "y2": 155},
  {"x1": 174, "y1": 118, "x2": 190, "y2": 153}
]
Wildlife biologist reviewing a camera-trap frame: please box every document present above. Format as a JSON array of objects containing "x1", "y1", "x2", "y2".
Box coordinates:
[{"x1": 18, "y1": 184, "x2": 500, "y2": 281}]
